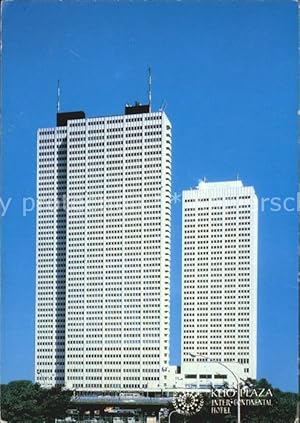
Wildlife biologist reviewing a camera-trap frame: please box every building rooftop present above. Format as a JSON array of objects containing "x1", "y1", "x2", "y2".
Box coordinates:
[{"x1": 196, "y1": 180, "x2": 244, "y2": 190}]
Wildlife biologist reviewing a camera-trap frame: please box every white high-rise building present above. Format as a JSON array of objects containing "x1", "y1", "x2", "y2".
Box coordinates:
[
  {"x1": 181, "y1": 180, "x2": 258, "y2": 381},
  {"x1": 35, "y1": 104, "x2": 172, "y2": 392}
]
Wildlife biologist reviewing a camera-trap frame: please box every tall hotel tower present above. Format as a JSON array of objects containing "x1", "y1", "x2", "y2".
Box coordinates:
[
  {"x1": 35, "y1": 103, "x2": 172, "y2": 391},
  {"x1": 181, "y1": 180, "x2": 258, "y2": 379}
]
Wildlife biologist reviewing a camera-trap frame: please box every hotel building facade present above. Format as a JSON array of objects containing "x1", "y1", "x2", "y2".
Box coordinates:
[
  {"x1": 181, "y1": 180, "x2": 258, "y2": 383},
  {"x1": 35, "y1": 104, "x2": 172, "y2": 392}
]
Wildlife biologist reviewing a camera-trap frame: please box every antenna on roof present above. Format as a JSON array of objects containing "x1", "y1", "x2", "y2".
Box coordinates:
[
  {"x1": 57, "y1": 80, "x2": 61, "y2": 113},
  {"x1": 148, "y1": 67, "x2": 152, "y2": 112},
  {"x1": 159, "y1": 100, "x2": 167, "y2": 112}
]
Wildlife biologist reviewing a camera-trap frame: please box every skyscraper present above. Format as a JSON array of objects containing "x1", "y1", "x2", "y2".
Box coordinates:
[
  {"x1": 181, "y1": 180, "x2": 258, "y2": 380},
  {"x1": 35, "y1": 104, "x2": 172, "y2": 392}
]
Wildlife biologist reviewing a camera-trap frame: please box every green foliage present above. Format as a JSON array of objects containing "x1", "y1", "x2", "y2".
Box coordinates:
[
  {"x1": 37, "y1": 386, "x2": 73, "y2": 422},
  {"x1": 169, "y1": 378, "x2": 298, "y2": 423},
  {"x1": 1, "y1": 380, "x2": 41, "y2": 423},
  {"x1": 1, "y1": 380, "x2": 72, "y2": 423},
  {"x1": 241, "y1": 378, "x2": 298, "y2": 423},
  {"x1": 0, "y1": 378, "x2": 298, "y2": 423}
]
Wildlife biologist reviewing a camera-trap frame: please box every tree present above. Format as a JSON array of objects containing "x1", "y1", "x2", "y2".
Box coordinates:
[
  {"x1": 172, "y1": 378, "x2": 297, "y2": 423},
  {"x1": 37, "y1": 386, "x2": 73, "y2": 423},
  {"x1": 1, "y1": 380, "x2": 72, "y2": 423},
  {"x1": 241, "y1": 378, "x2": 297, "y2": 423},
  {"x1": 1, "y1": 380, "x2": 41, "y2": 423}
]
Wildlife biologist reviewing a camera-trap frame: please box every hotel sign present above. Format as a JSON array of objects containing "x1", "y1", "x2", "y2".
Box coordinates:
[{"x1": 210, "y1": 387, "x2": 273, "y2": 415}]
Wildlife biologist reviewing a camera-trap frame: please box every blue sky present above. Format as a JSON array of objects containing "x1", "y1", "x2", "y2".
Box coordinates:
[{"x1": 1, "y1": 0, "x2": 298, "y2": 392}]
